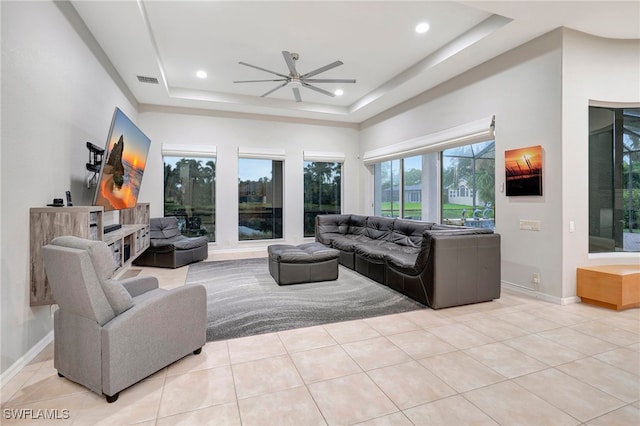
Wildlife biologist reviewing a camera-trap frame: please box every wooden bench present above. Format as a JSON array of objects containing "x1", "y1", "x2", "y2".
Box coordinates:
[{"x1": 577, "y1": 265, "x2": 640, "y2": 310}]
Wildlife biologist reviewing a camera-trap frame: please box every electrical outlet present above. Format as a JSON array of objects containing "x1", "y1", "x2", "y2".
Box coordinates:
[
  {"x1": 532, "y1": 273, "x2": 540, "y2": 289},
  {"x1": 520, "y1": 220, "x2": 541, "y2": 231}
]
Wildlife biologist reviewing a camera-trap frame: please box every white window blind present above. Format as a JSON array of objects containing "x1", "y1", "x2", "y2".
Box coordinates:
[
  {"x1": 161, "y1": 144, "x2": 217, "y2": 157},
  {"x1": 362, "y1": 115, "x2": 495, "y2": 165},
  {"x1": 303, "y1": 151, "x2": 346, "y2": 162},
  {"x1": 238, "y1": 147, "x2": 286, "y2": 160}
]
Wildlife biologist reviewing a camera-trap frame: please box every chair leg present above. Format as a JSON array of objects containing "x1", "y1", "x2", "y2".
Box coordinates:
[
  {"x1": 193, "y1": 347, "x2": 202, "y2": 355},
  {"x1": 105, "y1": 393, "x2": 119, "y2": 403}
]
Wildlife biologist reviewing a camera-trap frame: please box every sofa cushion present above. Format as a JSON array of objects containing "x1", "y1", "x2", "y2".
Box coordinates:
[
  {"x1": 354, "y1": 241, "x2": 395, "y2": 261},
  {"x1": 347, "y1": 215, "x2": 368, "y2": 236},
  {"x1": 330, "y1": 234, "x2": 369, "y2": 252},
  {"x1": 150, "y1": 217, "x2": 181, "y2": 239},
  {"x1": 149, "y1": 235, "x2": 208, "y2": 251},
  {"x1": 389, "y1": 219, "x2": 432, "y2": 247},
  {"x1": 364, "y1": 216, "x2": 394, "y2": 240},
  {"x1": 172, "y1": 236, "x2": 209, "y2": 250},
  {"x1": 316, "y1": 214, "x2": 352, "y2": 235},
  {"x1": 268, "y1": 243, "x2": 339, "y2": 264},
  {"x1": 385, "y1": 251, "x2": 420, "y2": 275}
]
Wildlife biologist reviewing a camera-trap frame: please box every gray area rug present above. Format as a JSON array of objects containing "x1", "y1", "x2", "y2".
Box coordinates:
[{"x1": 186, "y1": 257, "x2": 425, "y2": 342}]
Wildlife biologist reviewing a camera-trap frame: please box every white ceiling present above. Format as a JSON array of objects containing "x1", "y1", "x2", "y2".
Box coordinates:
[{"x1": 71, "y1": 0, "x2": 640, "y2": 124}]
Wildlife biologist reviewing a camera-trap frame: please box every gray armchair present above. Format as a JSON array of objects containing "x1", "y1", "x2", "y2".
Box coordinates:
[
  {"x1": 133, "y1": 217, "x2": 209, "y2": 268},
  {"x1": 42, "y1": 236, "x2": 206, "y2": 403}
]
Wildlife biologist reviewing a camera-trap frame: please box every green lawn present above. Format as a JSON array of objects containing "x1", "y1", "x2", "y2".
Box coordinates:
[{"x1": 378, "y1": 202, "x2": 493, "y2": 220}]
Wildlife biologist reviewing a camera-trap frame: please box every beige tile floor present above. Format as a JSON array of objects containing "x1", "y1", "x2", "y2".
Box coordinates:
[{"x1": 2, "y1": 265, "x2": 639, "y2": 426}]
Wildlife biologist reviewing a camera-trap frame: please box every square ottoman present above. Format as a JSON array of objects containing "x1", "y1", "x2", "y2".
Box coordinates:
[{"x1": 268, "y1": 242, "x2": 340, "y2": 285}]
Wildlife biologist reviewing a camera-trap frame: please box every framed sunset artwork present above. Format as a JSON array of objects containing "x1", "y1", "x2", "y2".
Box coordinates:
[{"x1": 505, "y1": 145, "x2": 543, "y2": 196}]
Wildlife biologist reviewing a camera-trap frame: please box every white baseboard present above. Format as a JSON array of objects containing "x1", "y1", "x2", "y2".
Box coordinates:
[
  {"x1": 501, "y1": 281, "x2": 580, "y2": 305},
  {"x1": 0, "y1": 331, "x2": 54, "y2": 389}
]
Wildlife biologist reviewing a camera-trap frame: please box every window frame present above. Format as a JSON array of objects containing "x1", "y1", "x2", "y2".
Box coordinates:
[{"x1": 161, "y1": 145, "x2": 217, "y2": 243}]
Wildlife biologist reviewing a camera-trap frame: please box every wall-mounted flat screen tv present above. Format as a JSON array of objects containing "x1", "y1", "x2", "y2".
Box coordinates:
[{"x1": 93, "y1": 107, "x2": 151, "y2": 211}]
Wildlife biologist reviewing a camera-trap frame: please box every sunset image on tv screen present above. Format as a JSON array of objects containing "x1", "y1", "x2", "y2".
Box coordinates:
[{"x1": 94, "y1": 109, "x2": 151, "y2": 211}]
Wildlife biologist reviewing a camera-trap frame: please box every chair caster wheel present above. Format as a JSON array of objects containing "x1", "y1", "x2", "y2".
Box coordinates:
[
  {"x1": 193, "y1": 347, "x2": 202, "y2": 355},
  {"x1": 105, "y1": 393, "x2": 119, "y2": 403}
]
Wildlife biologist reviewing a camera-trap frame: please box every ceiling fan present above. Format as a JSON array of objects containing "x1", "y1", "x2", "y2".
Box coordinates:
[{"x1": 234, "y1": 51, "x2": 356, "y2": 102}]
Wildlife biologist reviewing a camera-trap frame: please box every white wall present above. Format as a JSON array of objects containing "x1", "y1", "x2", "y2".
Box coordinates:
[
  {"x1": 561, "y1": 30, "x2": 640, "y2": 298},
  {"x1": 360, "y1": 30, "x2": 566, "y2": 299},
  {"x1": 1, "y1": 1, "x2": 137, "y2": 376},
  {"x1": 138, "y1": 107, "x2": 360, "y2": 256}
]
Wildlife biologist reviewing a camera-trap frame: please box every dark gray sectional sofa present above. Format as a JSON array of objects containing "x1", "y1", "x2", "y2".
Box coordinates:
[{"x1": 315, "y1": 214, "x2": 501, "y2": 309}]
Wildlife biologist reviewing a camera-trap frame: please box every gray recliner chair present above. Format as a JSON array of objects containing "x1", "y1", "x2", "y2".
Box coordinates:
[{"x1": 42, "y1": 236, "x2": 206, "y2": 403}]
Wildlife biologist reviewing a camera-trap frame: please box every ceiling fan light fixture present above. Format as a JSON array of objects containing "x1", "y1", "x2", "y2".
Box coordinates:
[
  {"x1": 334, "y1": 89, "x2": 344, "y2": 96},
  {"x1": 288, "y1": 79, "x2": 303, "y2": 88},
  {"x1": 415, "y1": 22, "x2": 430, "y2": 34}
]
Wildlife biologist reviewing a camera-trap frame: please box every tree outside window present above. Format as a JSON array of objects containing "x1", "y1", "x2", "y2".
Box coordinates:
[
  {"x1": 304, "y1": 161, "x2": 341, "y2": 237},
  {"x1": 238, "y1": 158, "x2": 283, "y2": 240},
  {"x1": 441, "y1": 140, "x2": 495, "y2": 229},
  {"x1": 589, "y1": 107, "x2": 640, "y2": 252},
  {"x1": 163, "y1": 156, "x2": 215, "y2": 242}
]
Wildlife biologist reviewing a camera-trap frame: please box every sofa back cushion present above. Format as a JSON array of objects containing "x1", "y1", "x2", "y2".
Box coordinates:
[
  {"x1": 150, "y1": 217, "x2": 181, "y2": 239},
  {"x1": 389, "y1": 219, "x2": 433, "y2": 247},
  {"x1": 348, "y1": 215, "x2": 368, "y2": 236},
  {"x1": 364, "y1": 216, "x2": 394, "y2": 240},
  {"x1": 316, "y1": 214, "x2": 351, "y2": 235}
]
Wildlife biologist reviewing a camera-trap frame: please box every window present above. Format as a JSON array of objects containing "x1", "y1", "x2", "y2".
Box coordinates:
[
  {"x1": 238, "y1": 158, "x2": 283, "y2": 240},
  {"x1": 589, "y1": 106, "x2": 640, "y2": 252},
  {"x1": 163, "y1": 156, "x2": 216, "y2": 242},
  {"x1": 374, "y1": 159, "x2": 400, "y2": 218},
  {"x1": 374, "y1": 156, "x2": 422, "y2": 219},
  {"x1": 303, "y1": 161, "x2": 342, "y2": 237},
  {"x1": 441, "y1": 140, "x2": 495, "y2": 229}
]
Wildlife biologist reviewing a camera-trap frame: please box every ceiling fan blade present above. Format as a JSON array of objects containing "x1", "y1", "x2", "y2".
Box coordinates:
[
  {"x1": 282, "y1": 51, "x2": 299, "y2": 76},
  {"x1": 302, "y1": 60, "x2": 343, "y2": 79},
  {"x1": 292, "y1": 87, "x2": 302, "y2": 102},
  {"x1": 233, "y1": 79, "x2": 288, "y2": 83},
  {"x1": 239, "y1": 61, "x2": 288, "y2": 78},
  {"x1": 260, "y1": 81, "x2": 288, "y2": 97},
  {"x1": 304, "y1": 78, "x2": 356, "y2": 84},
  {"x1": 302, "y1": 82, "x2": 335, "y2": 97}
]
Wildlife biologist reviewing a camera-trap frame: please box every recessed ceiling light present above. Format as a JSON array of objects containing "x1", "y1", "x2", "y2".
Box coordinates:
[
  {"x1": 334, "y1": 89, "x2": 344, "y2": 96},
  {"x1": 415, "y1": 22, "x2": 430, "y2": 34},
  {"x1": 196, "y1": 70, "x2": 207, "y2": 79}
]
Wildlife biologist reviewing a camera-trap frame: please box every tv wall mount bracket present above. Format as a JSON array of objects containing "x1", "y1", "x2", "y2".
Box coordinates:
[{"x1": 86, "y1": 141, "x2": 104, "y2": 188}]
